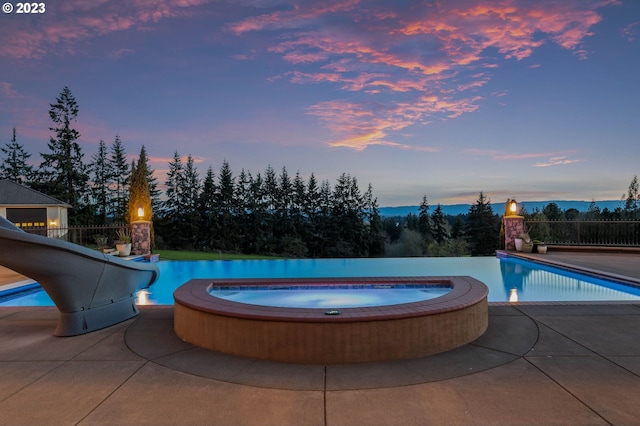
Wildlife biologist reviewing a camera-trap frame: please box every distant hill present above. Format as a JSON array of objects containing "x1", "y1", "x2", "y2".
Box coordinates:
[{"x1": 378, "y1": 200, "x2": 624, "y2": 217}]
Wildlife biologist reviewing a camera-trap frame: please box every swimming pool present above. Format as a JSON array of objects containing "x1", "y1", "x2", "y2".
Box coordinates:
[{"x1": 2, "y1": 256, "x2": 640, "y2": 305}]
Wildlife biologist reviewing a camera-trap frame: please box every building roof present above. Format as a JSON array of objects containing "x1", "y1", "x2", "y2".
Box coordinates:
[{"x1": 0, "y1": 179, "x2": 72, "y2": 208}]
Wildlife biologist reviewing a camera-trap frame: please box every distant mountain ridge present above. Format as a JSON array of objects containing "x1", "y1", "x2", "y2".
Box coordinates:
[{"x1": 379, "y1": 200, "x2": 624, "y2": 217}]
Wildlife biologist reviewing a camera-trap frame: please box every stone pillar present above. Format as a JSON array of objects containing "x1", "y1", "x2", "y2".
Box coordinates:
[
  {"x1": 131, "y1": 221, "x2": 151, "y2": 255},
  {"x1": 503, "y1": 216, "x2": 524, "y2": 251}
]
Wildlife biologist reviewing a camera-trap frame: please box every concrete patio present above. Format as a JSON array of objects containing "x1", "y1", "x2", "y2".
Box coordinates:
[{"x1": 1, "y1": 252, "x2": 640, "y2": 425}]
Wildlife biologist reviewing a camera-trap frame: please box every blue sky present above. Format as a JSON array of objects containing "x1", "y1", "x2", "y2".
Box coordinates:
[{"x1": 1, "y1": 0, "x2": 639, "y2": 206}]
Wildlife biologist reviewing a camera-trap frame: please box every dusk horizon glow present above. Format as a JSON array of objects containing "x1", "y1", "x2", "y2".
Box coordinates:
[{"x1": 1, "y1": 0, "x2": 639, "y2": 206}]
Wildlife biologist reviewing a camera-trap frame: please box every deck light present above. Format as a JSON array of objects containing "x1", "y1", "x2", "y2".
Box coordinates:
[{"x1": 507, "y1": 198, "x2": 518, "y2": 216}]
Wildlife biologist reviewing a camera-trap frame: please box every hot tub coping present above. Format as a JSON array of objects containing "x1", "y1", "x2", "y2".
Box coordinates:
[{"x1": 173, "y1": 276, "x2": 488, "y2": 323}]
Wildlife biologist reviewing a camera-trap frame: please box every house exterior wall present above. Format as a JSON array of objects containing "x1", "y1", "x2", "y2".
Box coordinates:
[{"x1": 0, "y1": 205, "x2": 69, "y2": 236}]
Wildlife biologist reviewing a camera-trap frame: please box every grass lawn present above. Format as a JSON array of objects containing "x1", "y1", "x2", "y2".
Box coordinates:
[{"x1": 155, "y1": 250, "x2": 281, "y2": 261}]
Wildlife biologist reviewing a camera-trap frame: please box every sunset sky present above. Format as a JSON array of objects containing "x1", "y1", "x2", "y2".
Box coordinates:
[{"x1": 1, "y1": 0, "x2": 639, "y2": 206}]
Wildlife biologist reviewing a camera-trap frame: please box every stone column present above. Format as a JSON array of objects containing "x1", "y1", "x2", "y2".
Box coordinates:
[
  {"x1": 503, "y1": 216, "x2": 524, "y2": 251},
  {"x1": 131, "y1": 221, "x2": 151, "y2": 255}
]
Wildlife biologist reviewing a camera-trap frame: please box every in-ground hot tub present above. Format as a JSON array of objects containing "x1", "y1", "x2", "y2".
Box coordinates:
[{"x1": 173, "y1": 276, "x2": 488, "y2": 364}]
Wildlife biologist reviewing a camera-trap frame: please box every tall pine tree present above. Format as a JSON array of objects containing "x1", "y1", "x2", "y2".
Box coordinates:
[
  {"x1": 108, "y1": 135, "x2": 129, "y2": 221},
  {"x1": 162, "y1": 151, "x2": 184, "y2": 219},
  {"x1": 466, "y1": 192, "x2": 499, "y2": 256},
  {"x1": 0, "y1": 127, "x2": 34, "y2": 184},
  {"x1": 417, "y1": 195, "x2": 432, "y2": 243},
  {"x1": 623, "y1": 175, "x2": 639, "y2": 220},
  {"x1": 38, "y1": 86, "x2": 89, "y2": 221},
  {"x1": 431, "y1": 204, "x2": 449, "y2": 244},
  {"x1": 89, "y1": 139, "x2": 112, "y2": 224},
  {"x1": 128, "y1": 146, "x2": 153, "y2": 224}
]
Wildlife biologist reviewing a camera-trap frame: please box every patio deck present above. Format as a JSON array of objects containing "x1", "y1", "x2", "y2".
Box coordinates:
[{"x1": 1, "y1": 251, "x2": 640, "y2": 425}]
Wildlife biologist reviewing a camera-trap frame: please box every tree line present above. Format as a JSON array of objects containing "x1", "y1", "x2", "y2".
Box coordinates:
[
  {"x1": 3, "y1": 87, "x2": 637, "y2": 257},
  {"x1": 0, "y1": 86, "x2": 504, "y2": 257}
]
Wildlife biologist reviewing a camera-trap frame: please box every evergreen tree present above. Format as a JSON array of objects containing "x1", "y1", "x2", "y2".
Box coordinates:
[
  {"x1": 162, "y1": 151, "x2": 184, "y2": 219},
  {"x1": 623, "y1": 175, "x2": 639, "y2": 219},
  {"x1": 417, "y1": 195, "x2": 431, "y2": 242},
  {"x1": 363, "y1": 183, "x2": 385, "y2": 256},
  {"x1": 542, "y1": 202, "x2": 564, "y2": 221},
  {"x1": 465, "y1": 192, "x2": 499, "y2": 256},
  {"x1": 128, "y1": 146, "x2": 153, "y2": 224},
  {"x1": 305, "y1": 173, "x2": 320, "y2": 218},
  {"x1": 330, "y1": 173, "x2": 365, "y2": 257},
  {"x1": 313, "y1": 179, "x2": 333, "y2": 257},
  {"x1": 275, "y1": 166, "x2": 294, "y2": 240},
  {"x1": 137, "y1": 146, "x2": 161, "y2": 216},
  {"x1": 431, "y1": 204, "x2": 449, "y2": 244},
  {"x1": 304, "y1": 173, "x2": 321, "y2": 256},
  {"x1": 182, "y1": 155, "x2": 201, "y2": 217},
  {"x1": 585, "y1": 200, "x2": 601, "y2": 220},
  {"x1": 292, "y1": 171, "x2": 307, "y2": 238},
  {"x1": 38, "y1": 86, "x2": 89, "y2": 220},
  {"x1": 450, "y1": 216, "x2": 465, "y2": 239},
  {"x1": 89, "y1": 139, "x2": 112, "y2": 224},
  {"x1": 179, "y1": 154, "x2": 200, "y2": 247},
  {"x1": 234, "y1": 169, "x2": 252, "y2": 251},
  {"x1": 197, "y1": 166, "x2": 217, "y2": 250},
  {"x1": 108, "y1": 135, "x2": 129, "y2": 221},
  {"x1": 216, "y1": 160, "x2": 236, "y2": 250},
  {"x1": 0, "y1": 127, "x2": 34, "y2": 184},
  {"x1": 262, "y1": 165, "x2": 278, "y2": 249},
  {"x1": 276, "y1": 168, "x2": 307, "y2": 256},
  {"x1": 248, "y1": 171, "x2": 268, "y2": 253},
  {"x1": 263, "y1": 165, "x2": 278, "y2": 213}
]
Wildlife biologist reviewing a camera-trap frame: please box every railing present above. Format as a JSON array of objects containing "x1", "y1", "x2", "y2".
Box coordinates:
[
  {"x1": 20, "y1": 224, "x2": 128, "y2": 248},
  {"x1": 18, "y1": 220, "x2": 640, "y2": 248},
  {"x1": 526, "y1": 220, "x2": 640, "y2": 246}
]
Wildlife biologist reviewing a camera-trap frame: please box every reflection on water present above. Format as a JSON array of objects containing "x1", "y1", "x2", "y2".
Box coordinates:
[
  {"x1": 136, "y1": 288, "x2": 153, "y2": 305},
  {"x1": 499, "y1": 257, "x2": 640, "y2": 303}
]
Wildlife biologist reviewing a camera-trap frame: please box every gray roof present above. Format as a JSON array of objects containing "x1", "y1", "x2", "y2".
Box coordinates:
[{"x1": 0, "y1": 179, "x2": 71, "y2": 207}]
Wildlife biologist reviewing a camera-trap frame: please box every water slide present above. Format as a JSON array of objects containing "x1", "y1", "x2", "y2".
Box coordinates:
[{"x1": 0, "y1": 216, "x2": 159, "y2": 336}]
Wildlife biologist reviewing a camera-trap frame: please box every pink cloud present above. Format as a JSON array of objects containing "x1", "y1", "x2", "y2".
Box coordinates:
[
  {"x1": 464, "y1": 148, "x2": 581, "y2": 167},
  {"x1": 228, "y1": 0, "x2": 361, "y2": 34},
  {"x1": 230, "y1": 0, "x2": 613, "y2": 150},
  {"x1": 306, "y1": 95, "x2": 474, "y2": 150},
  {"x1": 1, "y1": 1, "x2": 616, "y2": 153},
  {"x1": 0, "y1": 0, "x2": 209, "y2": 59},
  {"x1": 622, "y1": 21, "x2": 640, "y2": 41}
]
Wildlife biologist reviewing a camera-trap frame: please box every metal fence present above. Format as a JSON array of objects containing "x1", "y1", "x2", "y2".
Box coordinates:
[
  {"x1": 526, "y1": 220, "x2": 640, "y2": 246},
  {"x1": 21, "y1": 224, "x2": 128, "y2": 248},
  {"x1": 19, "y1": 220, "x2": 640, "y2": 248}
]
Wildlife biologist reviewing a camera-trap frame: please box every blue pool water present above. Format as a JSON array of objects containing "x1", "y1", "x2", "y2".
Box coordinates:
[
  {"x1": 210, "y1": 285, "x2": 451, "y2": 308},
  {"x1": 2, "y1": 256, "x2": 640, "y2": 306}
]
